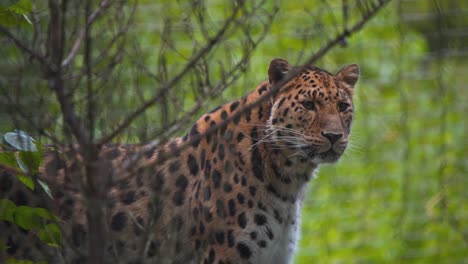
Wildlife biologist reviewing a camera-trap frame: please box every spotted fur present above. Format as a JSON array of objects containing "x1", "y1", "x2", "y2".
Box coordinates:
[{"x1": 0, "y1": 58, "x2": 359, "y2": 263}]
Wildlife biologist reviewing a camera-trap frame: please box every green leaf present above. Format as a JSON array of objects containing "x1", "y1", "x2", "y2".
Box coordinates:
[
  {"x1": 7, "y1": 0, "x2": 33, "y2": 15},
  {"x1": 0, "y1": 199, "x2": 16, "y2": 222},
  {"x1": 17, "y1": 174, "x2": 34, "y2": 190},
  {"x1": 19, "y1": 150, "x2": 43, "y2": 174},
  {"x1": 4, "y1": 130, "x2": 37, "y2": 151},
  {"x1": 15, "y1": 155, "x2": 28, "y2": 173},
  {"x1": 5, "y1": 258, "x2": 35, "y2": 264},
  {"x1": 38, "y1": 179, "x2": 54, "y2": 199},
  {"x1": 0, "y1": 151, "x2": 17, "y2": 168},
  {"x1": 0, "y1": 9, "x2": 30, "y2": 27},
  {"x1": 37, "y1": 223, "x2": 62, "y2": 247},
  {"x1": 13, "y1": 206, "x2": 43, "y2": 230},
  {"x1": 0, "y1": 0, "x2": 32, "y2": 27},
  {"x1": 32, "y1": 207, "x2": 61, "y2": 222}
]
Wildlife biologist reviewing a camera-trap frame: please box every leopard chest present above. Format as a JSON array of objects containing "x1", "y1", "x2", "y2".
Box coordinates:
[{"x1": 252, "y1": 197, "x2": 304, "y2": 264}]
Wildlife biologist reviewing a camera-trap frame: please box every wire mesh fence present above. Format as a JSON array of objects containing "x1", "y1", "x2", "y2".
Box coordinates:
[{"x1": 0, "y1": 0, "x2": 466, "y2": 263}]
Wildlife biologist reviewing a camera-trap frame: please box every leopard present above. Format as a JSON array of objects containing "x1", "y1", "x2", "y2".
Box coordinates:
[{"x1": 0, "y1": 58, "x2": 359, "y2": 264}]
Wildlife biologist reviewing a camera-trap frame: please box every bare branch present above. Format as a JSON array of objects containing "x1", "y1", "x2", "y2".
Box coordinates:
[
  {"x1": 0, "y1": 26, "x2": 52, "y2": 71},
  {"x1": 0, "y1": 87, "x2": 60, "y2": 143},
  {"x1": 155, "y1": 8, "x2": 276, "y2": 142},
  {"x1": 98, "y1": 2, "x2": 243, "y2": 145},
  {"x1": 61, "y1": 0, "x2": 111, "y2": 68},
  {"x1": 48, "y1": 0, "x2": 91, "y2": 148},
  {"x1": 141, "y1": 0, "x2": 392, "y2": 166},
  {"x1": 85, "y1": 0, "x2": 94, "y2": 141}
]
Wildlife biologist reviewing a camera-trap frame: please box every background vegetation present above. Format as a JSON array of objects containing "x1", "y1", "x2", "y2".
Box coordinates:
[{"x1": 0, "y1": 0, "x2": 466, "y2": 263}]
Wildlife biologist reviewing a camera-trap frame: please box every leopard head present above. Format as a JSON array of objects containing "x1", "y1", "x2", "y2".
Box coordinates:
[{"x1": 266, "y1": 58, "x2": 360, "y2": 164}]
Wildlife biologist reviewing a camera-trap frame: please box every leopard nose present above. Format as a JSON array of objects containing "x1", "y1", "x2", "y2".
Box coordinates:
[{"x1": 321, "y1": 132, "x2": 343, "y2": 144}]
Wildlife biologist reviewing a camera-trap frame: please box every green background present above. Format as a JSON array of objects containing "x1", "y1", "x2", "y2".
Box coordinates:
[{"x1": 1, "y1": 0, "x2": 466, "y2": 263}]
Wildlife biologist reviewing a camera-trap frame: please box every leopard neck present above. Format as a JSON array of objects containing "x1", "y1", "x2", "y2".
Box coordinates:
[{"x1": 236, "y1": 81, "x2": 317, "y2": 203}]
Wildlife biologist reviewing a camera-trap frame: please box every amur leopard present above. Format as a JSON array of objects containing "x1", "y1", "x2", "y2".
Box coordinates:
[{"x1": 0, "y1": 58, "x2": 359, "y2": 263}]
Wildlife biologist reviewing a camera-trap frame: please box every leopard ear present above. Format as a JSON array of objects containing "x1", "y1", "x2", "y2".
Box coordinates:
[
  {"x1": 336, "y1": 64, "x2": 360, "y2": 87},
  {"x1": 268, "y1": 58, "x2": 291, "y2": 84}
]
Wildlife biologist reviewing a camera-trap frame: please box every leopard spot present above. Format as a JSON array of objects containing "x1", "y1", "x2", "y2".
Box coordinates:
[
  {"x1": 212, "y1": 169, "x2": 221, "y2": 189},
  {"x1": 227, "y1": 230, "x2": 235, "y2": 247},
  {"x1": 204, "y1": 207, "x2": 213, "y2": 222},
  {"x1": 258, "y1": 240, "x2": 267, "y2": 248},
  {"x1": 199, "y1": 222, "x2": 205, "y2": 234},
  {"x1": 204, "y1": 160, "x2": 211, "y2": 179},
  {"x1": 172, "y1": 215, "x2": 184, "y2": 230},
  {"x1": 193, "y1": 207, "x2": 200, "y2": 221},
  {"x1": 189, "y1": 124, "x2": 201, "y2": 148},
  {"x1": 190, "y1": 225, "x2": 197, "y2": 236},
  {"x1": 216, "y1": 199, "x2": 226, "y2": 218},
  {"x1": 233, "y1": 174, "x2": 239, "y2": 184},
  {"x1": 223, "y1": 182, "x2": 232, "y2": 193},
  {"x1": 236, "y1": 242, "x2": 252, "y2": 259},
  {"x1": 175, "y1": 174, "x2": 188, "y2": 190},
  {"x1": 121, "y1": 190, "x2": 136, "y2": 205},
  {"x1": 254, "y1": 214, "x2": 267, "y2": 226},
  {"x1": 200, "y1": 149, "x2": 206, "y2": 170},
  {"x1": 187, "y1": 154, "x2": 199, "y2": 176},
  {"x1": 151, "y1": 170, "x2": 165, "y2": 192},
  {"x1": 105, "y1": 148, "x2": 121, "y2": 160},
  {"x1": 237, "y1": 212, "x2": 247, "y2": 229},
  {"x1": 218, "y1": 144, "x2": 225, "y2": 161},
  {"x1": 257, "y1": 202, "x2": 267, "y2": 211},
  {"x1": 204, "y1": 186, "x2": 211, "y2": 200},
  {"x1": 241, "y1": 176, "x2": 247, "y2": 186},
  {"x1": 172, "y1": 190, "x2": 185, "y2": 206},
  {"x1": 236, "y1": 193, "x2": 245, "y2": 204},
  {"x1": 257, "y1": 106, "x2": 264, "y2": 120},
  {"x1": 169, "y1": 160, "x2": 181, "y2": 173},
  {"x1": 111, "y1": 211, "x2": 127, "y2": 231},
  {"x1": 250, "y1": 231, "x2": 257, "y2": 240},
  {"x1": 224, "y1": 130, "x2": 233, "y2": 141},
  {"x1": 215, "y1": 231, "x2": 225, "y2": 245},
  {"x1": 236, "y1": 132, "x2": 244, "y2": 143},
  {"x1": 266, "y1": 225, "x2": 274, "y2": 240},
  {"x1": 221, "y1": 110, "x2": 228, "y2": 120},
  {"x1": 208, "y1": 248, "x2": 216, "y2": 264},
  {"x1": 228, "y1": 199, "x2": 236, "y2": 216},
  {"x1": 249, "y1": 186, "x2": 256, "y2": 196}
]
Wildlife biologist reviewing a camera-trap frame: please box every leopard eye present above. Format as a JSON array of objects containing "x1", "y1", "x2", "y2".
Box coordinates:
[
  {"x1": 301, "y1": 100, "x2": 316, "y2": 111},
  {"x1": 338, "y1": 102, "x2": 350, "y2": 112}
]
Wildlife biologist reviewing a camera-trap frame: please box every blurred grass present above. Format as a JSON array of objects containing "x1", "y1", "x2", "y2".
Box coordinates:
[{"x1": 1, "y1": 0, "x2": 466, "y2": 262}]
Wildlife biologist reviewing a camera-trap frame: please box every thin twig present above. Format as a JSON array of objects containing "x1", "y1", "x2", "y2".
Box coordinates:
[
  {"x1": 140, "y1": 0, "x2": 392, "y2": 167},
  {"x1": 0, "y1": 26, "x2": 52, "y2": 72},
  {"x1": 61, "y1": 0, "x2": 111, "y2": 68},
  {"x1": 98, "y1": 2, "x2": 243, "y2": 145}
]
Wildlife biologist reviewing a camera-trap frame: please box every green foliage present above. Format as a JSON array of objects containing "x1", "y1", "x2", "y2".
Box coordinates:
[
  {"x1": 0, "y1": 0, "x2": 466, "y2": 263},
  {"x1": 0, "y1": 200, "x2": 62, "y2": 246},
  {"x1": 0, "y1": 199, "x2": 16, "y2": 222},
  {"x1": 37, "y1": 223, "x2": 62, "y2": 247},
  {"x1": 0, "y1": 0, "x2": 32, "y2": 27},
  {"x1": 1, "y1": 130, "x2": 46, "y2": 192},
  {"x1": 4, "y1": 258, "x2": 47, "y2": 264},
  {"x1": 0, "y1": 130, "x2": 61, "y2": 260},
  {"x1": 5, "y1": 259, "x2": 34, "y2": 264}
]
